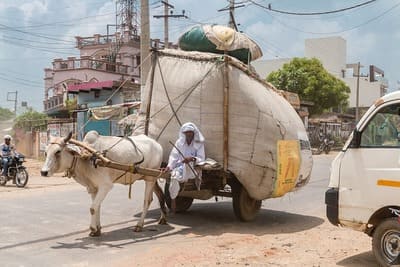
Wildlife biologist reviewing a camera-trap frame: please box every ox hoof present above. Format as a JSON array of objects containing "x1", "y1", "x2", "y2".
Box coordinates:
[
  {"x1": 133, "y1": 225, "x2": 143, "y2": 232},
  {"x1": 89, "y1": 227, "x2": 101, "y2": 237},
  {"x1": 158, "y1": 217, "x2": 168, "y2": 225}
]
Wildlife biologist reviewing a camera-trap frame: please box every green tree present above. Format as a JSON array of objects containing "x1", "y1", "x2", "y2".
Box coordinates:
[
  {"x1": 0, "y1": 107, "x2": 14, "y2": 121},
  {"x1": 13, "y1": 109, "x2": 48, "y2": 131},
  {"x1": 267, "y1": 57, "x2": 350, "y2": 115}
]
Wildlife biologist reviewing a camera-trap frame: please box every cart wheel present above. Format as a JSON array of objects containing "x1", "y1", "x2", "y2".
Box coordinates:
[
  {"x1": 231, "y1": 179, "x2": 261, "y2": 222},
  {"x1": 164, "y1": 182, "x2": 194, "y2": 213}
]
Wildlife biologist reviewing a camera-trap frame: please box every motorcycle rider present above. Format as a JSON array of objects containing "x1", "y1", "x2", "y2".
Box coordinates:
[{"x1": 1, "y1": 135, "x2": 15, "y2": 178}]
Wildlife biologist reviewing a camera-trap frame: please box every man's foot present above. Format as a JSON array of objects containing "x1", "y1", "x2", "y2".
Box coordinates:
[{"x1": 0, "y1": 175, "x2": 7, "y2": 185}]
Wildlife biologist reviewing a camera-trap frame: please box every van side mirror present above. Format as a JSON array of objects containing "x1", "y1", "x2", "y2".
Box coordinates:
[{"x1": 350, "y1": 130, "x2": 361, "y2": 148}]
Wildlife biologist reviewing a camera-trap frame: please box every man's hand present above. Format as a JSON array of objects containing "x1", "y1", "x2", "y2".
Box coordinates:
[
  {"x1": 161, "y1": 166, "x2": 171, "y2": 172},
  {"x1": 182, "y1": 157, "x2": 195, "y2": 164}
]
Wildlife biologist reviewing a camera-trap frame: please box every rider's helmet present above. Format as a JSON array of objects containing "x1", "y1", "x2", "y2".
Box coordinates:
[{"x1": 4, "y1": 135, "x2": 11, "y2": 141}]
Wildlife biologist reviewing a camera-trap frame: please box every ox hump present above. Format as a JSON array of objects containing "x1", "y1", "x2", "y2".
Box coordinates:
[{"x1": 84, "y1": 130, "x2": 100, "y2": 145}]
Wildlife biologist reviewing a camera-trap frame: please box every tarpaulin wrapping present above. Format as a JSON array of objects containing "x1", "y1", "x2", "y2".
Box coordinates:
[
  {"x1": 139, "y1": 49, "x2": 312, "y2": 200},
  {"x1": 179, "y1": 25, "x2": 262, "y2": 63}
]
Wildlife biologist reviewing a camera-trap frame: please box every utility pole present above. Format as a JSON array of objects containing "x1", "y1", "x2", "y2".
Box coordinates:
[
  {"x1": 228, "y1": 0, "x2": 235, "y2": 29},
  {"x1": 217, "y1": 0, "x2": 244, "y2": 31},
  {"x1": 140, "y1": 0, "x2": 151, "y2": 94},
  {"x1": 356, "y1": 62, "x2": 360, "y2": 122},
  {"x1": 164, "y1": 1, "x2": 172, "y2": 48},
  {"x1": 153, "y1": 1, "x2": 187, "y2": 49},
  {"x1": 7, "y1": 91, "x2": 17, "y2": 115}
]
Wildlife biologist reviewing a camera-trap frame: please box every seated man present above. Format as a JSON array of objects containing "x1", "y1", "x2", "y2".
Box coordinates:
[
  {"x1": 1, "y1": 135, "x2": 15, "y2": 178},
  {"x1": 165, "y1": 122, "x2": 205, "y2": 213}
]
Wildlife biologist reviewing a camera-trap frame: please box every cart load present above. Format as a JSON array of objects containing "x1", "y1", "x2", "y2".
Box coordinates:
[
  {"x1": 138, "y1": 48, "x2": 313, "y2": 201},
  {"x1": 179, "y1": 24, "x2": 262, "y2": 63}
]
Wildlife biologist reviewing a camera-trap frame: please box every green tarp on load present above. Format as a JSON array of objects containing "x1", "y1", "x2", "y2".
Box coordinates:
[{"x1": 178, "y1": 25, "x2": 262, "y2": 63}]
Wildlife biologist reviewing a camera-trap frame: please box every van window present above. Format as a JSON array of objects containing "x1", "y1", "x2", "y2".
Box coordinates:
[{"x1": 361, "y1": 104, "x2": 400, "y2": 147}]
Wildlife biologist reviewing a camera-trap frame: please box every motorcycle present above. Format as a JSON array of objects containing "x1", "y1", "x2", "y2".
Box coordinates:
[
  {"x1": 318, "y1": 136, "x2": 335, "y2": 154},
  {"x1": 0, "y1": 153, "x2": 29, "y2": 187}
]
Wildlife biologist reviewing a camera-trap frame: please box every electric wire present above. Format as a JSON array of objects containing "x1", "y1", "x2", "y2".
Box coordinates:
[{"x1": 248, "y1": 0, "x2": 377, "y2": 16}]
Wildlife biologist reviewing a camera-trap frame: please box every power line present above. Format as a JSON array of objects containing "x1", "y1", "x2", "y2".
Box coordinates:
[
  {"x1": 3, "y1": 12, "x2": 115, "y2": 30},
  {"x1": 248, "y1": 0, "x2": 377, "y2": 16},
  {"x1": 0, "y1": 73, "x2": 42, "y2": 86},
  {"x1": 0, "y1": 76, "x2": 43, "y2": 88},
  {"x1": 0, "y1": 23, "x2": 75, "y2": 44},
  {"x1": 0, "y1": 36, "x2": 76, "y2": 50},
  {"x1": 2, "y1": 35, "x2": 74, "y2": 46},
  {"x1": 0, "y1": 38, "x2": 78, "y2": 55},
  {"x1": 262, "y1": 1, "x2": 400, "y2": 35}
]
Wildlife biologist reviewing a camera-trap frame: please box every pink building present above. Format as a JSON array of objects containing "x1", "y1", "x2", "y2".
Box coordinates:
[{"x1": 43, "y1": 30, "x2": 149, "y2": 117}]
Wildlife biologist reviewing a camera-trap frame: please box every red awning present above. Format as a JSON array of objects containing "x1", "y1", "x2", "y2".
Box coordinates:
[{"x1": 68, "y1": 80, "x2": 114, "y2": 93}]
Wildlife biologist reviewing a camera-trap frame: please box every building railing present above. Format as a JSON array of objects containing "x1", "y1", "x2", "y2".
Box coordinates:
[
  {"x1": 43, "y1": 95, "x2": 64, "y2": 112},
  {"x1": 53, "y1": 57, "x2": 129, "y2": 74},
  {"x1": 76, "y1": 33, "x2": 141, "y2": 48},
  {"x1": 76, "y1": 33, "x2": 177, "y2": 50}
]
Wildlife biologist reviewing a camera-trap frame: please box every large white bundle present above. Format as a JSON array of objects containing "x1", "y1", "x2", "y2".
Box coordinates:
[{"x1": 139, "y1": 49, "x2": 312, "y2": 200}]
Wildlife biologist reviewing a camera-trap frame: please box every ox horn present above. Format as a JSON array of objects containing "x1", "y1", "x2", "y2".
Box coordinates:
[{"x1": 63, "y1": 131, "x2": 73, "y2": 143}]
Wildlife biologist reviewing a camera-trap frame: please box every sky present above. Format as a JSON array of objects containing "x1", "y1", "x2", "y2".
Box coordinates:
[{"x1": 0, "y1": 0, "x2": 398, "y2": 112}]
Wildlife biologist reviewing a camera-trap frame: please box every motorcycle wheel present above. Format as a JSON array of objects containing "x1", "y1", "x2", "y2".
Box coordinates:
[
  {"x1": 324, "y1": 146, "x2": 330, "y2": 154},
  {"x1": 15, "y1": 169, "x2": 28, "y2": 188}
]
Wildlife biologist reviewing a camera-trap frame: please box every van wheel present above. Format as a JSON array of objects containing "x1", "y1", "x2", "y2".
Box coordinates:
[
  {"x1": 164, "y1": 182, "x2": 193, "y2": 212},
  {"x1": 372, "y1": 218, "x2": 400, "y2": 266},
  {"x1": 231, "y1": 179, "x2": 261, "y2": 222}
]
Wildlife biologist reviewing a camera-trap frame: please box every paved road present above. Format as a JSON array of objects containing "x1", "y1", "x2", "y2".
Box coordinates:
[{"x1": 0, "y1": 154, "x2": 371, "y2": 267}]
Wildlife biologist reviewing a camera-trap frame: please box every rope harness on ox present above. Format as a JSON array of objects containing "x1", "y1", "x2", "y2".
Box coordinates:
[
  {"x1": 57, "y1": 136, "x2": 145, "y2": 199},
  {"x1": 49, "y1": 136, "x2": 145, "y2": 199}
]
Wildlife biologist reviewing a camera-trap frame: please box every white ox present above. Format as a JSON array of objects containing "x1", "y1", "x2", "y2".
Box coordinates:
[{"x1": 41, "y1": 131, "x2": 167, "y2": 236}]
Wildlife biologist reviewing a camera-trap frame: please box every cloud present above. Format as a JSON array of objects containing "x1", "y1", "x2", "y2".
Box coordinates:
[
  {"x1": 63, "y1": 1, "x2": 114, "y2": 38},
  {"x1": 20, "y1": 1, "x2": 48, "y2": 21}
]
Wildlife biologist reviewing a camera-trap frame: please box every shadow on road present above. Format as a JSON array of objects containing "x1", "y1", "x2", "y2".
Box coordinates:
[
  {"x1": 50, "y1": 219, "x2": 175, "y2": 250},
  {"x1": 1, "y1": 202, "x2": 323, "y2": 251},
  {"x1": 336, "y1": 251, "x2": 377, "y2": 267},
  {"x1": 143, "y1": 202, "x2": 325, "y2": 236},
  {"x1": 51, "y1": 202, "x2": 323, "y2": 251}
]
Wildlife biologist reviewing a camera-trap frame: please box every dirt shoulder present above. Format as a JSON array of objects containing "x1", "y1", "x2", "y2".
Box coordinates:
[{"x1": 114, "y1": 207, "x2": 375, "y2": 267}]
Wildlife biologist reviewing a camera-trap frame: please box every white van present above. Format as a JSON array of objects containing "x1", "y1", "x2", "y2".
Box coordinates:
[{"x1": 326, "y1": 91, "x2": 400, "y2": 266}]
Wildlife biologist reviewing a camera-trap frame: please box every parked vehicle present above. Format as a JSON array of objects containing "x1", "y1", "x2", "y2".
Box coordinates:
[
  {"x1": 326, "y1": 91, "x2": 400, "y2": 266},
  {"x1": 318, "y1": 135, "x2": 335, "y2": 154},
  {"x1": 0, "y1": 153, "x2": 29, "y2": 187}
]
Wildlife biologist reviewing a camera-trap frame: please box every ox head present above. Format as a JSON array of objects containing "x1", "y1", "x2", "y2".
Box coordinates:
[{"x1": 41, "y1": 132, "x2": 74, "y2": 177}]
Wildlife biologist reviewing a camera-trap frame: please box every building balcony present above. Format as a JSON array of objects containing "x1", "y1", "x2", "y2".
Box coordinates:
[
  {"x1": 75, "y1": 33, "x2": 177, "y2": 50},
  {"x1": 75, "y1": 32, "x2": 140, "y2": 49},
  {"x1": 52, "y1": 57, "x2": 129, "y2": 74},
  {"x1": 43, "y1": 94, "x2": 67, "y2": 115}
]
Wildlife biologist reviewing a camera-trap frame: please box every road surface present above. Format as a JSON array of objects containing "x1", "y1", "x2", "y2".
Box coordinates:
[{"x1": 0, "y1": 154, "x2": 377, "y2": 266}]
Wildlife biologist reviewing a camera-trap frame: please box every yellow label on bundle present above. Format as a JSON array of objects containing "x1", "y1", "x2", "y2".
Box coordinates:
[{"x1": 273, "y1": 140, "x2": 301, "y2": 197}]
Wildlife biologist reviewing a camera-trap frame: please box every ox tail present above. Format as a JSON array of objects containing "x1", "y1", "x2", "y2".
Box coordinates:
[{"x1": 154, "y1": 182, "x2": 167, "y2": 216}]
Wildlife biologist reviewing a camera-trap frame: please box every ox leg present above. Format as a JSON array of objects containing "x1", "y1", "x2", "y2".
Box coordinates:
[
  {"x1": 89, "y1": 192, "x2": 101, "y2": 237},
  {"x1": 154, "y1": 181, "x2": 168, "y2": 225},
  {"x1": 89, "y1": 184, "x2": 113, "y2": 237},
  {"x1": 134, "y1": 179, "x2": 154, "y2": 232}
]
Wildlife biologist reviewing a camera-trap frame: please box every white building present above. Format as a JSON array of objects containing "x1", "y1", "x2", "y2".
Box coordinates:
[{"x1": 252, "y1": 36, "x2": 388, "y2": 109}]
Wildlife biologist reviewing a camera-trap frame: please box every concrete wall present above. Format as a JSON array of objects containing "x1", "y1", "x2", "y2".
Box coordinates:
[
  {"x1": 344, "y1": 77, "x2": 383, "y2": 107},
  {"x1": 305, "y1": 37, "x2": 346, "y2": 78},
  {"x1": 252, "y1": 58, "x2": 291, "y2": 79}
]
